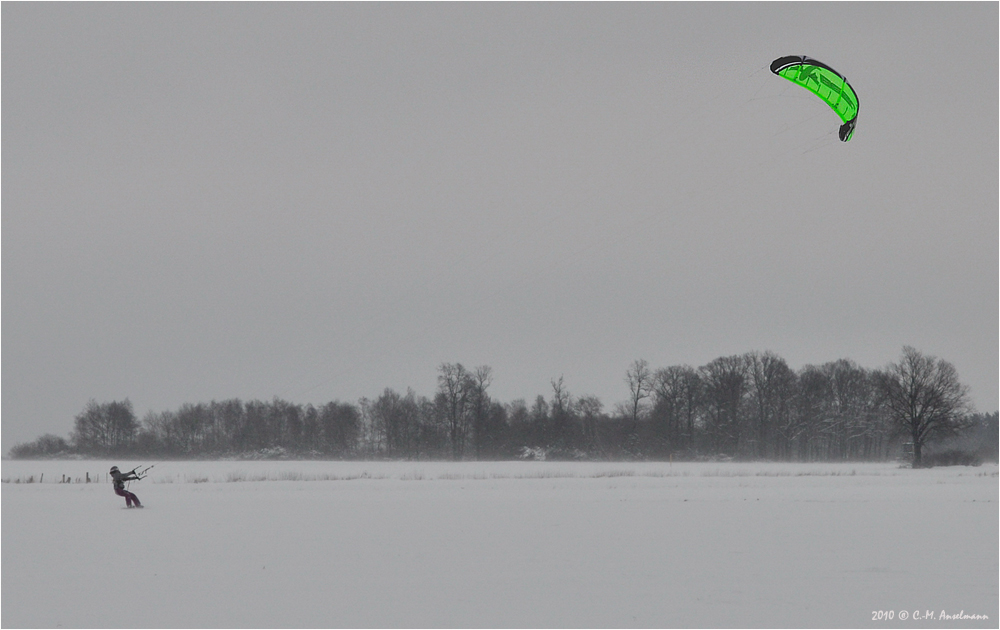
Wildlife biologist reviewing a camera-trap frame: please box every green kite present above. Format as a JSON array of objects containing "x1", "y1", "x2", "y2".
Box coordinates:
[{"x1": 770, "y1": 55, "x2": 859, "y2": 142}]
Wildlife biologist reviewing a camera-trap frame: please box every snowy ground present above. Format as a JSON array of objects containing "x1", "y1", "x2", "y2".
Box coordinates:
[{"x1": 3, "y1": 460, "x2": 997, "y2": 628}]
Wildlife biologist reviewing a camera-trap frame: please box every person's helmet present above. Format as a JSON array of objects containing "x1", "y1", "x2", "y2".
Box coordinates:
[{"x1": 110, "y1": 466, "x2": 119, "y2": 474}]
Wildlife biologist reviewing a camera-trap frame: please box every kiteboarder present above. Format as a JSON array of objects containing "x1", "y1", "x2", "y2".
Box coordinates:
[{"x1": 110, "y1": 465, "x2": 143, "y2": 508}]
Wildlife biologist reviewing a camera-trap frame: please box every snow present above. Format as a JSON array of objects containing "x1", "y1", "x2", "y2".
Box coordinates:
[{"x1": 3, "y1": 461, "x2": 997, "y2": 628}]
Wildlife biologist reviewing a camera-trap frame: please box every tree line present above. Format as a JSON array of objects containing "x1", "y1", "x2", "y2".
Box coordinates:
[{"x1": 9, "y1": 347, "x2": 997, "y2": 466}]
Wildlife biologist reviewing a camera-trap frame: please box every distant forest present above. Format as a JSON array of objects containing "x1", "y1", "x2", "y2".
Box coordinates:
[{"x1": 9, "y1": 348, "x2": 998, "y2": 466}]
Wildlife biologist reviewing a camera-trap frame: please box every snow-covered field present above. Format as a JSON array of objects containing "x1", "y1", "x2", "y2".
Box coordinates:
[{"x1": 3, "y1": 460, "x2": 997, "y2": 628}]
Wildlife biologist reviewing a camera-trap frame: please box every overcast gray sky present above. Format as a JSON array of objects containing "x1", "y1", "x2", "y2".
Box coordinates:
[{"x1": 4, "y1": 3, "x2": 997, "y2": 446}]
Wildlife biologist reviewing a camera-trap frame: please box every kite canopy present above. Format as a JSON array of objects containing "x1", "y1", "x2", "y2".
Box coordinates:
[{"x1": 770, "y1": 55, "x2": 858, "y2": 142}]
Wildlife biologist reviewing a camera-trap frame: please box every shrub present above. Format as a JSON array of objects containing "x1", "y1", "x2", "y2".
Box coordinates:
[
  {"x1": 8, "y1": 434, "x2": 72, "y2": 459},
  {"x1": 920, "y1": 450, "x2": 982, "y2": 467}
]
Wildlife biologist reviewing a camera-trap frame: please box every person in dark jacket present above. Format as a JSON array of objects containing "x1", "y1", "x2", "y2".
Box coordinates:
[{"x1": 110, "y1": 466, "x2": 142, "y2": 508}]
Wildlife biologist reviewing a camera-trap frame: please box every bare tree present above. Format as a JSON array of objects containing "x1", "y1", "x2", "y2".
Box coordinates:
[
  {"x1": 818, "y1": 359, "x2": 886, "y2": 460},
  {"x1": 877, "y1": 346, "x2": 972, "y2": 467},
  {"x1": 72, "y1": 399, "x2": 139, "y2": 454},
  {"x1": 746, "y1": 351, "x2": 796, "y2": 459},
  {"x1": 550, "y1": 375, "x2": 574, "y2": 448},
  {"x1": 319, "y1": 401, "x2": 361, "y2": 455},
  {"x1": 371, "y1": 388, "x2": 409, "y2": 457},
  {"x1": 699, "y1": 355, "x2": 750, "y2": 457},
  {"x1": 530, "y1": 395, "x2": 550, "y2": 446},
  {"x1": 574, "y1": 395, "x2": 605, "y2": 452},
  {"x1": 469, "y1": 366, "x2": 493, "y2": 459},
  {"x1": 174, "y1": 403, "x2": 211, "y2": 454},
  {"x1": 652, "y1": 365, "x2": 702, "y2": 454},
  {"x1": 438, "y1": 363, "x2": 473, "y2": 459},
  {"x1": 625, "y1": 359, "x2": 652, "y2": 431}
]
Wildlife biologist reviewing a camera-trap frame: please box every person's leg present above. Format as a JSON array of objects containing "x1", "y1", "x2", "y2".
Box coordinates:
[
  {"x1": 128, "y1": 491, "x2": 142, "y2": 507},
  {"x1": 115, "y1": 487, "x2": 134, "y2": 507}
]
